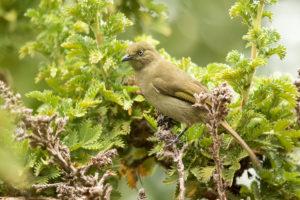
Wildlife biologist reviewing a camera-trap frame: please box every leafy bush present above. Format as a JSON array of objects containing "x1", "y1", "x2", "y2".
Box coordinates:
[{"x1": 1, "y1": 0, "x2": 300, "y2": 199}]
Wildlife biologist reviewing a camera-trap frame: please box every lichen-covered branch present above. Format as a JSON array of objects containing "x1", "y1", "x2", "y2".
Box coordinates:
[
  {"x1": 193, "y1": 82, "x2": 233, "y2": 200},
  {"x1": 0, "y1": 81, "x2": 118, "y2": 200},
  {"x1": 155, "y1": 114, "x2": 188, "y2": 200}
]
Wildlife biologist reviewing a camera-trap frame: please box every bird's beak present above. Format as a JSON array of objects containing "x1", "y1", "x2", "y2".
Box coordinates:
[{"x1": 121, "y1": 54, "x2": 134, "y2": 62}]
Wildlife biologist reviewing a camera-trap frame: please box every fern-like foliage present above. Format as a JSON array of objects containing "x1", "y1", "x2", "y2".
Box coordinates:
[{"x1": 1, "y1": 0, "x2": 299, "y2": 199}]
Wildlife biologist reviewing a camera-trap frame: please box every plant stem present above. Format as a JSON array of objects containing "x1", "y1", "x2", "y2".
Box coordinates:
[
  {"x1": 155, "y1": 114, "x2": 187, "y2": 200},
  {"x1": 93, "y1": 12, "x2": 102, "y2": 46},
  {"x1": 177, "y1": 143, "x2": 188, "y2": 200},
  {"x1": 242, "y1": 0, "x2": 264, "y2": 107},
  {"x1": 194, "y1": 83, "x2": 234, "y2": 200}
]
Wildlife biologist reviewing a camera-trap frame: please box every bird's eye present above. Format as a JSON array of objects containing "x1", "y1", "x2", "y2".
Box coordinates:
[{"x1": 138, "y1": 50, "x2": 144, "y2": 56}]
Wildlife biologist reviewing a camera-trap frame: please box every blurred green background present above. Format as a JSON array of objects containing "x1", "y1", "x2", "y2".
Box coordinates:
[
  {"x1": 1, "y1": 0, "x2": 300, "y2": 199},
  {"x1": 1, "y1": 0, "x2": 300, "y2": 107}
]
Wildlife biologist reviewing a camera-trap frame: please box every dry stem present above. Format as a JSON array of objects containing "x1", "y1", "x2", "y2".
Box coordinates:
[
  {"x1": 193, "y1": 82, "x2": 233, "y2": 200},
  {"x1": 155, "y1": 114, "x2": 188, "y2": 200},
  {"x1": 0, "y1": 81, "x2": 117, "y2": 200}
]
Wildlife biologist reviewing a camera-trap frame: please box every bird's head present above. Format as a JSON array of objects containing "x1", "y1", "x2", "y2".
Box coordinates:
[{"x1": 121, "y1": 42, "x2": 160, "y2": 70}]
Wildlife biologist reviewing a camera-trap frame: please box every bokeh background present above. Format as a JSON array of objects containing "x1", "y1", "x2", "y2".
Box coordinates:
[{"x1": 1, "y1": 0, "x2": 300, "y2": 199}]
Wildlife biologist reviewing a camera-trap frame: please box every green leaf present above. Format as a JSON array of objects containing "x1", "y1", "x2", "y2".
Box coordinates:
[
  {"x1": 279, "y1": 130, "x2": 300, "y2": 138},
  {"x1": 98, "y1": 82, "x2": 123, "y2": 105},
  {"x1": 85, "y1": 80, "x2": 102, "y2": 99},
  {"x1": 277, "y1": 135, "x2": 293, "y2": 152},
  {"x1": 122, "y1": 89, "x2": 133, "y2": 110},
  {"x1": 42, "y1": 166, "x2": 61, "y2": 180},
  {"x1": 143, "y1": 114, "x2": 157, "y2": 129},
  {"x1": 222, "y1": 168, "x2": 235, "y2": 187},
  {"x1": 283, "y1": 170, "x2": 299, "y2": 181},
  {"x1": 133, "y1": 95, "x2": 145, "y2": 102},
  {"x1": 77, "y1": 120, "x2": 102, "y2": 149},
  {"x1": 163, "y1": 174, "x2": 178, "y2": 185},
  {"x1": 33, "y1": 161, "x2": 43, "y2": 177},
  {"x1": 226, "y1": 50, "x2": 242, "y2": 64},
  {"x1": 274, "y1": 119, "x2": 293, "y2": 131},
  {"x1": 148, "y1": 144, "x2": 162, "y2": 156},
  {"x1": 26, "y1": 90, "x2": 59, "y2": 107},
  {"x1": 191, "y1": 166, "x2": 215, "y2": 182},
  {"x1": 207, "y1": 63, "x2": 230, "y2": 74},
  {"x1": 63, "y1": 131, "x2": 81, "y2": 151}
]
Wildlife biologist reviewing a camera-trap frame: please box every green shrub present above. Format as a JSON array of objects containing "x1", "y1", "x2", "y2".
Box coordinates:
[{"x1": 1, "y1": 0, "x2": 300, "y2": 199}]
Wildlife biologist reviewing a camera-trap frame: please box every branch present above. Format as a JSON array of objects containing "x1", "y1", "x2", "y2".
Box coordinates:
[
  {"x1": 0, "y1": 81, "x2": 118, "y2": 200},
  {"x1": 93, "y1": 12, "x2": 102, "y2": 46},
  {"x1": 194, "y1": 82, "x2": 233, "y2": 200},
  {"x1": 155, "y1": 114, "x2": 188, "y2": 200},
  {"x1": 242, "y1": 0, "x2": 265, "y2": 107}
]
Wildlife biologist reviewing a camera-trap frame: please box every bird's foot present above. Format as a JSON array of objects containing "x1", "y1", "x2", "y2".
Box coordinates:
[
  {"x1": 157, "y1": 117, "x2": 175, "y2": 127},
  {"x1": 163, "y1": 127, "x2": 189, "y2": 148}
]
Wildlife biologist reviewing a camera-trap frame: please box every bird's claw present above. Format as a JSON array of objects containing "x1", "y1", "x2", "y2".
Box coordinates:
[{"x1": 157, "y1": 117, "x2": 175, "y2": 127}]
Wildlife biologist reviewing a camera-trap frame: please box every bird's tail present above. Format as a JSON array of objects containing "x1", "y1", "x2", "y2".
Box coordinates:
[{"x1": 220, "y1": 121, "x2": 261, "y2": 167}]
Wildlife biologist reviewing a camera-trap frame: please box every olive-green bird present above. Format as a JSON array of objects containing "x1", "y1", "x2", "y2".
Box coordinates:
[{"x1": 122, "y1": 42, "x2": 261, "y2": 166}]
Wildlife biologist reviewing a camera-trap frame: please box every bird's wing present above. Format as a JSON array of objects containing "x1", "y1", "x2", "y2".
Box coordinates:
[{"x1": 152, "y1": 77, "x2": 209, "y2": 104}]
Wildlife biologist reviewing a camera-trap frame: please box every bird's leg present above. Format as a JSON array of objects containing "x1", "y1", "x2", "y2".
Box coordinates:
[{"x1": 165, "y1": 127, "x2": 189, "y2": 147}]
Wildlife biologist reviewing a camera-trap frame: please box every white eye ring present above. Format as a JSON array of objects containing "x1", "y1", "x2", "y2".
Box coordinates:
[{"x1": 138, "y1": 50, "x2": 144, "y2": 56}]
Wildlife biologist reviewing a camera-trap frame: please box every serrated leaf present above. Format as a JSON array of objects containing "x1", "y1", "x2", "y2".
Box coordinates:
[
  {"x1": 34, "y1": 161, "x2": 43, "y2": 177},
  {"x1": 85, "y1": 80, "x2": 102, "y2": 99},
  {"x1": 163, "y1": 174, "x2": 178, "y2": 185},
  {"x1": 26, "y1": 90, "x2": 59, "y2": 107},
  {"x1": 143, "y1": 114, "x2": 157, "y2": 129},
  {"x1": 111, "y1": 139, "x2": 125, "y2": 148},
  {"x1": 35, "y1": 176, "x2": 49, "y2": 185},
  {"x1": 133, "y1": 95, "x2": 145, "y2": 102},
  {"x1": 89, "y1": 50, "x2": 103, "y2": 64},
  {"x1": 283, "y1": 170, "x2": 299, "y2": 181},
  {"x1": 207, "y1": 63, "x2": 230, "y2": 74},
  {"x1": 279, "y1": 130, "x2": 300, "y2": 138},
  {"x1": 78, "y1": 120, "x2": 102, "y2": 148},
  {"x1": 274, "y1": 119, "x2": 292, "y2": 131},
  {"x1": 277, "y1": 135, "x2": 293, "y2": 152},
  {"x1": 98, "y1": 82, "x2": 123, "y2": 105},
  {"x1": 74, "y1": 20, "x2": 89, "y2": 34},
  {"x1": 148, "y1": 144, "x2": 162, "y2": 156},
  {"x1": 42, "y1": 166, "x2": 61, "y2": 180},
  {"x1": 63, "y1": 131, "x2": 79, "y2": 151},
  {"x1": 222, "y1": 168, "x2": 235, "y2": 187},
  {"x1": 68, "y1": 106, "x2": 86, "y2": 118},
  {"x1": 191, "y1": 166, "x2": 215, "y2": 182},
  {"x1": 186, "y1": 124, "x2": 204, "y2": 141}
]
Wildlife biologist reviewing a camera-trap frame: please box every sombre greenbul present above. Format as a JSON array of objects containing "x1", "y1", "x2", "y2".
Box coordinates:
[{"x1": 122, "y1": 41, "x2": 261, "y2": 166}]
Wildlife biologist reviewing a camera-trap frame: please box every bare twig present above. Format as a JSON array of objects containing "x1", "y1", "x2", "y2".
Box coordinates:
[
  {"x1": 155, "y1": 114, "x2": 188, "y2": 200},
  {"x1": 0, "y1": 81, "x2": 118, "y2": 200},
  {"x1": 193, "y1": 82, "x2": 233, "y2": 200}
]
